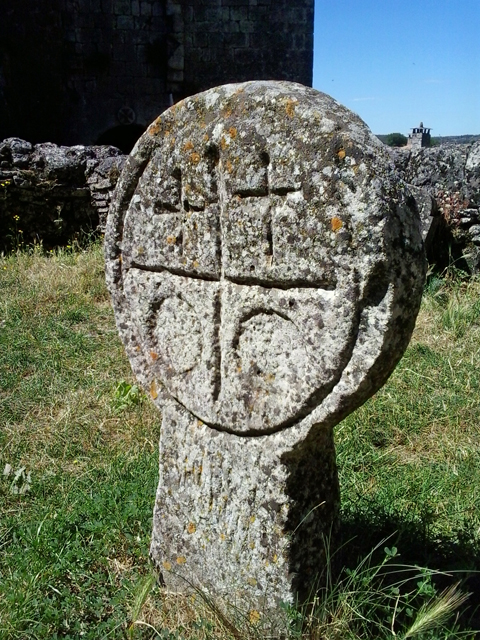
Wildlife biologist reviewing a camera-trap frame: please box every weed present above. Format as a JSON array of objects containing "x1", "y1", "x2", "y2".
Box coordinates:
[{"x1": 112, "y1": 380, "x2": 142, "y2": 414}]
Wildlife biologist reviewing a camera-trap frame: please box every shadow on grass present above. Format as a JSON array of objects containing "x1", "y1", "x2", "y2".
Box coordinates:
[{"x1": 335, "y1": 506, "x2": 480, "y2": 631}]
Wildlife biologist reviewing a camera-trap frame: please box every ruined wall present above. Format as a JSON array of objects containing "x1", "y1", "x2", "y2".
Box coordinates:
[
  {"x1": 391, "y1": 142, "x2": 480, "y2": 272},
  {"x1": 0, "y1": 0, "x2": 313, "y2": 150},
  {"x1": 0, "y1": 138, "x2": 125, "y2": 251}
]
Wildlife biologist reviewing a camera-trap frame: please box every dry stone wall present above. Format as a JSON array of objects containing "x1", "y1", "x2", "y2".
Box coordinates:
[
  {"x1": 390, "y1": 142, "x2": 480, "y2": 272},
  {"x1": 0, "y1": 138, "x2": 125, "y2": 252}
]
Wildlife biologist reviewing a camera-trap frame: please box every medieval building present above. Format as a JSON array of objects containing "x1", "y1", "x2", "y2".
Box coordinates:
[
  {"x1": 0, "y1": 0, "x2": 314, "y2": 151},
  {"x1": 407, "y1": 122, "x2": 431, "y2": 149}
]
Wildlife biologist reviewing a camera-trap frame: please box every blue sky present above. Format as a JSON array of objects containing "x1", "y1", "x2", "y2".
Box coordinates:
[{"x1": 312, "y1": 0, "x2": 480, "y2": 136}]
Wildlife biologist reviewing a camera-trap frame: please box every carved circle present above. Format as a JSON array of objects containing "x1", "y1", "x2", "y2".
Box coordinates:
[
  {"x1": 117, "y1": 106, "x2": 136, "y2": 125},
  {"x1": 151, "y1": 296, "x2": 202, "y2": 374}
]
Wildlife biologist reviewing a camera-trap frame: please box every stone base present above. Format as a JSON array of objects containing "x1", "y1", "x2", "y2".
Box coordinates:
[{"x1": 150, "y1": 400, "x2": 339, "y2": 632}]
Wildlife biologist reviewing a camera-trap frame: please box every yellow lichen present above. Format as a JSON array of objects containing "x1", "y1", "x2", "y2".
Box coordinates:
[
  {"x1": 162, "y1": 560, "x2": 172, "y2": 571},
  {"x1": 220, "y1": 533, "x2": 226, "y2": 541},
  {"x1": 176, "y1": 556, "x2": 187, "y2": 565},
  {"x1": 226, "y1": 160, "x2": 233, "y2": 173},
  {"x1": 183, "y1": 140, "x2": 194, "y2": 151},
  {"x1": 285, "y1": 98, "x2": 297, "y2": 118},
  {"x1": 249, "y1": 610, "x2": 261, "y2": 625},
  {"x1": 187, "y1": 522, "x2": 196, "y2": 534},
  {"x1": 189, "y1": 152, "x2": 200, "y2": 164},
  {"x1": 247, "y1": 577, "x2": 257, "y2": 586},
  {"x1": 203, "y1": 133, "x2": 209, "y2": 142},
  {"x1": 220, "y1": 136, "x2": 227, "y2": 150},
  {"x1": 249, "y1": 515, "x2": 255, "y2": 524},
  {"x1": 166, "y1": 235, "x2": 177, "y2": 245}
]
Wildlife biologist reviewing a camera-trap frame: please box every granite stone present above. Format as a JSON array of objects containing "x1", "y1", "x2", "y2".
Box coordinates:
[{"x1": 105, "y1": 81, "x2": 425, "y2": 630}]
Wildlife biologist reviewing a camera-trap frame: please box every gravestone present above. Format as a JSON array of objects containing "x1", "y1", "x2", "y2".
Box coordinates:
[{"x1": 105, "y1": 81, "x2": 425, "y2": 629}]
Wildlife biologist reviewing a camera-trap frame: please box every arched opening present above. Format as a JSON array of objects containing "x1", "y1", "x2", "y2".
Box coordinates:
[{"x1": 96, "y1": 124, "x2": 146, "y2": 153}]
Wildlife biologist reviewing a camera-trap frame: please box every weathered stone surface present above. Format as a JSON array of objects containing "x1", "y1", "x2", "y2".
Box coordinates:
[
  {"x1": 105, "y1": 81, "x2": 425, "y2": 627},
  {"x1": 0, "y1": 138, "x2": 125, "y2": 252}
]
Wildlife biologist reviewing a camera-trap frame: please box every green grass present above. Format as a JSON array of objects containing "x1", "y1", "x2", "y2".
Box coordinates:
[{"x1": 0, "y1": 243, "x2": 479, "y2": 639}]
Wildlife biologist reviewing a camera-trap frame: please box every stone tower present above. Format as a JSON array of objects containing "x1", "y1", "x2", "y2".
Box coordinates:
[
  {"x1": 0, "y1": 0, "x2": 314, "y2": 151},
  {"x1": 408, "y1": 122, "x2": 431, "y2": 149}
]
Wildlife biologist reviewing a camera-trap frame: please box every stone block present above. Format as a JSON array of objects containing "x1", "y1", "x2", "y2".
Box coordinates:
[
  {"x1": 140, "y1": 2, "x2": 152, "y2": 16},
  {"x1": 105, "y1": 81, "x2": 425, "y2": 632},
  {"x1": 113, "y1": 0, "x2": 131, "y2": 15},
  {"x1": 230, "y1": 6, "x2": 249, "y2": 22},
  {"x1": 116, "y1": 15, "x2": 134, "y2": 29}
]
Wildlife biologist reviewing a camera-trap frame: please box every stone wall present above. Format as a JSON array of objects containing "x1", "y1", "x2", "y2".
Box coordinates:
[
  {"x1": 0, "y1": 138, "x2": 125, "y2": 252},
  {"x1": 391, "y1": 142, "x2": 480, "y2": 272},
  {"x1": 0, "y1": 0, "x2": 313, "y2": 150}
]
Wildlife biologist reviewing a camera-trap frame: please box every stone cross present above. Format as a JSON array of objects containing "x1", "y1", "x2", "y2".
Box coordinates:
[{"x1": 105, "y1": 81, "x2": 425, "y2": 632}]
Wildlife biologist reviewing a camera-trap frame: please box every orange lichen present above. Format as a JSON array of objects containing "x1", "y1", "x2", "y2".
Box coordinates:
[
  {"x1": 337, "y1": 148, "x2": 346, "y2": 160},
  {"x1": 166, "y1": 235, "x2": 177, "y2": 244},
  {"x1": 228, "y1": 126, "x2": 237, "y2": 139},
  {"x1": 150, "y1": 380, "x2": 158, "y2": 400},
  {"x1": 150, "y1": 351, "x2": 158, "y2": 360},
  {"x1": 203, "y1": 133, "x2": 209, "y2": 142},
  {"x1": 187, "y1": 522, "x2": 196, "y2": 534},
  {"x1": 189, "y1": 152, "x2": 201, "y2": 164},
  {"x1": 183, "y1": 140, "x2": 194, "y2": 151},
  {"x1": 226, "y1": 160, "x2": 233, "y2": 173},
  {"x1": 331, "y1": 217, "x2": 343, "y2": 231},
  {"x1": 147, "y1": 117, "x2": 162, "y2": 136},
  {"x1": 220, "y1": 136, "x2": 227, "y2": 150}
]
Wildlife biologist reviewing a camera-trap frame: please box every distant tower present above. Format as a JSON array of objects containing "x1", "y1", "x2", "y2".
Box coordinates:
[{"x1": 408, "y1": 122, "x2": 431, "y2": 149}]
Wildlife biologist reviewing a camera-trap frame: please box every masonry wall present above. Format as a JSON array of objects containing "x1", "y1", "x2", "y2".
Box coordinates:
[{"x1": 0, "y1": 0, "x2": 314, "y2": 150}]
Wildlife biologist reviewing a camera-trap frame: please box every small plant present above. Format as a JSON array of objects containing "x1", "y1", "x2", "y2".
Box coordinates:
[{"x1": 112, "y1": 380, "x2": 142, "y2": 413}]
